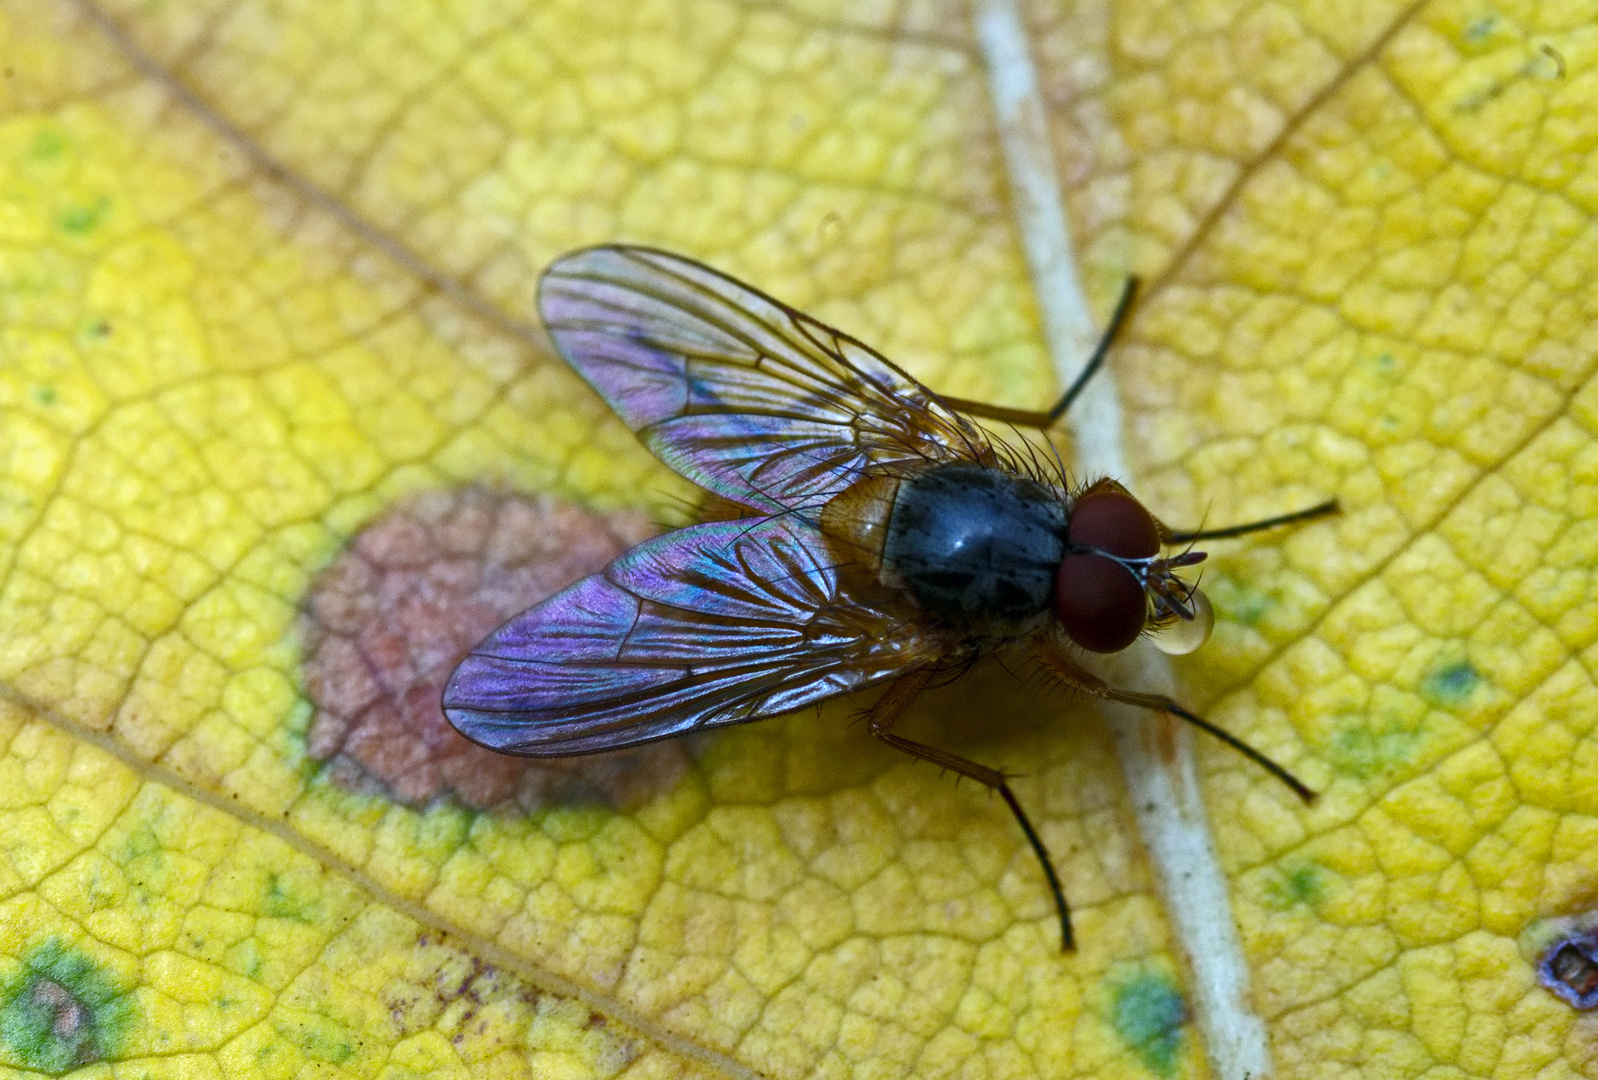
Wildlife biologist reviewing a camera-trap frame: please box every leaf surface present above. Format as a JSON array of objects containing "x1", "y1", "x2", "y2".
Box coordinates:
[{"x1": 1, "y1": 0, "x2": 1596, "y2": 1077}]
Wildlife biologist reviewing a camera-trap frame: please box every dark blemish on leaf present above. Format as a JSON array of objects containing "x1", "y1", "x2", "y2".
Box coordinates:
[
  {"x1": 302, "y1": 487, "x2": 686, "y2": 812},
  {"x1": 1423, "y1": 659, "x2": 1480, "y2": 707},
  {"x1": 448, "y1": 955, "x2": 495, "y2": 1005},
  {"x1": 0, "y1": 939, "x2": 136, "y2": 1073},
  {"x1": 384, "y1": 931, "x2": 546, "y2": 1043},
  {"x1": 1110, "y1": 969, "x2": 1187, "y2": 1078},
  {"x1": 1522, "y1": 908, "x2": 1598, "y2": 1012},
  {"x1": 1542, "y1": 939, "x2": 1598, "y2": 1009}
]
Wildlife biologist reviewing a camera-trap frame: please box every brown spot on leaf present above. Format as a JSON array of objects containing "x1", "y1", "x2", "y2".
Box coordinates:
[
  {"x1": 0, "y1": 939, "x2": 136, "y2": 1072},
  {"x1": 32, "y1": 981, "x2": 87, "y2": 1044},
  {"x1": 303, "y1": 487, "x2": 687, "y2": 811}
]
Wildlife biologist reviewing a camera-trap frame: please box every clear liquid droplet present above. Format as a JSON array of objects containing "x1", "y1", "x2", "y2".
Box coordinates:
[{"x1": 1153, "y1": 587, "x2": 1213, "y2": 655}]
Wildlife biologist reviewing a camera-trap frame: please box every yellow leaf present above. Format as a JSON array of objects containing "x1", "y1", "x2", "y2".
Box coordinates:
[{"x1": 1, "y1": 0, "x2": 1595, "y2": 1077}]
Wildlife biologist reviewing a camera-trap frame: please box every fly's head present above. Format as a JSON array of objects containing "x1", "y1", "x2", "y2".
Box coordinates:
[{"x1": 1053, "y1": 485, "x2": 1214, "y2": 656}]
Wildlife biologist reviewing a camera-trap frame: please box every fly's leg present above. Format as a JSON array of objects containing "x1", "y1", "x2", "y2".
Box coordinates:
[
  {"x1": 1035, "y1": 634, "x2": 1317, "y2": 804},
  {"x1": 939, "y1": 277, "x2": 1140, "y2": 429},
  {"x1": 867, "y1": 669, "x2": 1075, "y2": 951},
  {"x1": 940, "y1": 279, "x2": 1339, "y2": 547},
  {"x1": 1164, "y1": 500, "x2": 1340, "y2": 543}
]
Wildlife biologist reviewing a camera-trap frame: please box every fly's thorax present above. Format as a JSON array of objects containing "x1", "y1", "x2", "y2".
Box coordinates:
[{"x1": 878, "y1": 462, "x2": 1068, "y2": 629}]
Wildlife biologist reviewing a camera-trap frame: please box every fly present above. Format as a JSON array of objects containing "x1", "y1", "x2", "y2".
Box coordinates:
[{"x1": 444, "y1": 245, "x2": 1336, "y2": 950}]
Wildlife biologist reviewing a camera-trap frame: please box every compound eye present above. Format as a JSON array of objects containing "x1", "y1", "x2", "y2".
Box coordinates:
[
  {"x1": 1068, "y1": 490, "x2": 1160, "y2": 558},
  {"x1": 1151, "y1": 587, "x2": 1214, "y2": 656},
  {"x1": 1054, "y1": 553, "x2": 1145, "y2": 654}
]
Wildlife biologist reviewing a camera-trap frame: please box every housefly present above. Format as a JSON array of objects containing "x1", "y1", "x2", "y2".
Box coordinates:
[{"x1": 444, "y1": 245, "x2": 1335, "y2": 950}]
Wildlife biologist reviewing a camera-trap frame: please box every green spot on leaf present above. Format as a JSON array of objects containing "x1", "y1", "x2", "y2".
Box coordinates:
[
  {"x1": 285, "y1": 697, "x2": 313, "y2": 739},
  {"x1": 0, "y1": 939, "x2": 136, "y2": 1073},
  {"x1": 294, "y1": 1011, "x2": 355, "y2": 1065},
  {"x1": 415, "y1": 804, "x2": 471, "y2": 860},
  {"x1": 1422, "y1": 659, "x2": 1479, "y2": 707},
  {"x1": 1327, "y1": 719, "x2": 1424, "y2": 778},
  {"x1": 58, "y1": 197, "x2": 108, "y2": 235},
  {"x1": 229, "y1": 940, "x2": 264, "y2": 982},
  {"x1": 28, "y1": 129, "x2": 64, "y2": 160},
  {"x1": 119, "y1": 822, "x2": 163, "y2": 864},
  {"x1": 537, "y1": 804, "x2": 615, "y2": 844},
  {"x1": 1264, "y1": 862, "x2": 1325, "y2": 910},
  {"x1": 1208, "y1": 576, "x2": 1273, "y2": 626},
  {"x1": 1110, "y1": 969, "x2": 1187, "y2": 1077},
  {"x1": 1463, "y1": 14, "x2": 1498, "y2": 44},
  {"x1": 263, "y1": 872, "x2": 317, "y2": 922},
  {"x1": 31, "y1": 385, "x2": 56, "y2": 406}
]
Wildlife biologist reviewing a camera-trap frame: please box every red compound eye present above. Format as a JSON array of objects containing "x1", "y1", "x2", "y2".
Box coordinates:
[
  {"x1": 1067, "y1": 489, "x2": 1160, "y2": 558},
  {"x1": 1055, "y1": 489, "x2": 1160, "y2": 653},
  {"x1": 1054, "y1": 553, "x2": 1146, "y2": 653}
]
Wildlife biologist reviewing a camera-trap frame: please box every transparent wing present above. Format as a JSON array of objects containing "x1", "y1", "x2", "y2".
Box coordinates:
[
  {"x1": 539, "y1": 245, "x2": 992, "y2": 515},
  {"x1": 443, "y1": 517, "x2": 947, "y2": 755}
]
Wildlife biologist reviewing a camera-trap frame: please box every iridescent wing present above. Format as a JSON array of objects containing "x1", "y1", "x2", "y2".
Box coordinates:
[
  {"x1": 443, "y1": 517, "x2": 947, "y2": 755},
  {"x1": 539, "y1": 245, "x2": 992, "y2": 516}
]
